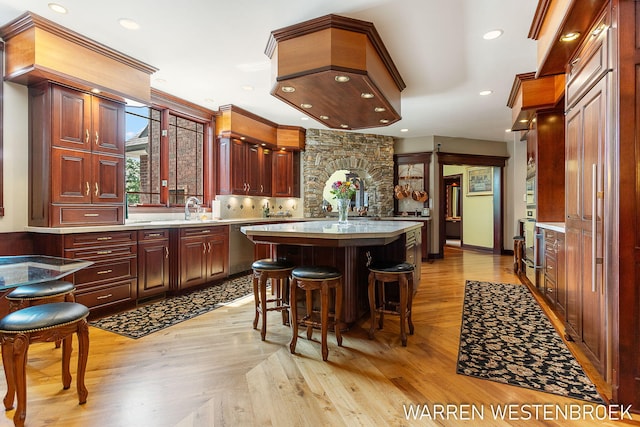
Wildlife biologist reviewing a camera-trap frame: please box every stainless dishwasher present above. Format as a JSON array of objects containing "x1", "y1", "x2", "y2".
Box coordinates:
[{"x1": 229, "y1": 223, "x2": 256, "y2": 274}]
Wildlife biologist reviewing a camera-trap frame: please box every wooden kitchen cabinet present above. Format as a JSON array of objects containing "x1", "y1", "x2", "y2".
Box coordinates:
[
  {"x1": 29, "y1": 82, "x2": 125, "y2": 227},
  {"x1": 218, "y1": 137, "x2": 272, "y2": 196},
  {"x1": 60, "y1": 231, "x2": 137, "y2": 313},
  {"x1": 272, "y1": 150, "x2": 300, "y2": 197},
  {"x1": 137, "y1": 229, "x2": 170, "y2": 300},
  {"x1": 179, "y1": 226, "x2": 229, "y2": 290},
  {"x1": 542, "y1": 228, "x2": 566, "y2": 319}
]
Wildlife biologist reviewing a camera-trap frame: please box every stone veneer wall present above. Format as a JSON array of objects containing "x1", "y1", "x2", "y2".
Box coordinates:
[{"x1": 303, "y1": 129, "x2": 395, "y2": 218}]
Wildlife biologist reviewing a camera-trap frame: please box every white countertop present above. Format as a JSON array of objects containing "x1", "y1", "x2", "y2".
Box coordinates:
[
  {"x1": 536, "y1": 222, "x2": 565, "y2": 233},
  {"x1": 241, "y1": 220, "x2": 422, "y2": 240}
]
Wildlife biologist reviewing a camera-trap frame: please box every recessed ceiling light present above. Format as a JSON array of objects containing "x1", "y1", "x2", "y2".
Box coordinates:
[
  {"x1": 48, "y1": 3, "x2": 67, "y2": 14},
  {"x1": 560, "y1": 32, "x2": 580, "y2": 42},
  {"x1": 300, "y1": 117, "x2": 309, "y2": 121},
  {"x1": 281, "y1": 86, "x2": 295, "y2": 93},
  {"x1": 91, "y1": 88, "x2": 101, "y2": 94},
  {"x1": 300, "y1": 103, "x2": 312, "y2": 109},
  {"x1": 361, "y1": 93, "x2": 374, "y2": 99},
  {"x1": 505, "y1": 129, "x2": 512, "y2": 132},
  {"x1": 340, "y1": 124, "x2": 349, "y2": 129},
  {"x1": 319, "y1": 115, "x2": 329, "y2": 120},
  {"x1": 400, "y1": 129, "x2": 409, "y2": 133},
  {"x1": 119, "y1": 18, "x2": 140, "y2": 30},
  {"x1": 519, "y1": 119, "x2": 529, "y2": 123},
  {"x1": 335, "y1": 75, "x2": 350, "y2": 83},
  {"x1": 240, "y1": 136, "x2": 246, "y2": 140},
  {"x1": 374, "y1": 107, "x2": 386, "y2": 113},
  {"x1": 479, "y1": 90, "x2": 493, "y2": 96},
  {"x1": 379, "y1": 119, "x2": 389, "y2": 124},
  {"x1": 483, "y1": 29, "x2": 503, "y2": 40},
  {"x1": 154, "y1": 78, "x2": 167, "y2": 84},
  {"x1": 242, "y1": 85, "x2": 254, "y2": 91}
]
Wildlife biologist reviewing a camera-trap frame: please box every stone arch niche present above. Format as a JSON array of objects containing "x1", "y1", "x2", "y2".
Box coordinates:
[{"x1": 302, "y1": 129, "x2": 395, "y2": 218}]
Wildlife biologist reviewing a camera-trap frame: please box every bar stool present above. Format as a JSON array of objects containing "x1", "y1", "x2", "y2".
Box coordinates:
[
  {"x1": 0, "y1": 302, "x2": 90, "y2": 427},
  {"x1": 289, "y1": 265, "x2": 343, "y2": 361},
  {"x1": 6, "y1": 280, "x2": 76, "y2": 349},
  {"x1": 251, "y1": 258, "x2": 295, "y2": 340},
  {"x1": 513, "y1": 236, "x2": 525, "y2": 275},
  {"x1": 367, "y1": 261, "x2": 415, "y2": 346}
]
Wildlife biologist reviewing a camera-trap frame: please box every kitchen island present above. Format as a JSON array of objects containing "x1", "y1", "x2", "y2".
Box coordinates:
[{"x1": 241, "y1": 220, "x2": 422, "y2": 324}]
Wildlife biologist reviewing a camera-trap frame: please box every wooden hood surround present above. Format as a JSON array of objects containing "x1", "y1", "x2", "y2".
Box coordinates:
[
  {"x1": 265, "y1": 14, "x2": 405, "y2": 131},
  {"x1": 506, "y1": 72, "x2": 565, "y2": 131},
  {"x1": 0, "y1": 12, "x2": 157, "y2": 103}
]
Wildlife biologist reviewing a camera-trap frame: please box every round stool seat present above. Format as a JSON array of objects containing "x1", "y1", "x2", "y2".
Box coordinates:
[
  {"x1": 292, "y1": 266, "x2": 342, "y2": 281},
  {"x1": 6, "y1": 281, "x2": 75, "y2": 301},
  {"x1": 0, "y1": 302, "x2": 89, "y2": 333},
  {"x1": 368, "y1": 262, "x2": 414, "y2": 274},
  {"x1": 251, "y1": 258, "x2": 295, "y2": 271}
]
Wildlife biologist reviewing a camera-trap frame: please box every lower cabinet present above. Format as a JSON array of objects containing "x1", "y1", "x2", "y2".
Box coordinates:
[
  {"x1": 542, "y1": 228, "x2": 566, "y2": 319},
  {"x1": 63, "y1": 231, "x2": 138, "y2": 311},
  {"x1": 137, "y1": 229, "x2": 170, "y2": 300},
  {"x1": 179, "y1": 226, "x2": 229, "y2": 290}
]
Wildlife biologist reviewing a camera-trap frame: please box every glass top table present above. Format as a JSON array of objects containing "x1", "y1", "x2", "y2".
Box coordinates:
[{"x1": 0, "y1": 256, "x2": 93, "y2": 291}]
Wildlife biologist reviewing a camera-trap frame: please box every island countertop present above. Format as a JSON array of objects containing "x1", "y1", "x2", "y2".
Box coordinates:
[{"x1": 241, "y1": 220, "x2": 422, "y2": 242}]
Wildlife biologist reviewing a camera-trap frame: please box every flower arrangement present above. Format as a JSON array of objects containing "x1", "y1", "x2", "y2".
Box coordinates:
[{"x1": 330, "y1": 180, "x2": 358, "y2": 199}]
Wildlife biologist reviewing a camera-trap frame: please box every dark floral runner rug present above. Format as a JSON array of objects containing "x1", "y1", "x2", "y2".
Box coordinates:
[
  {"x1": 90, "y1": 273, "x2": 253, "y2": 339},
  {"x1": 456, "y1": 280, "x2": 604, "y2": 404}
]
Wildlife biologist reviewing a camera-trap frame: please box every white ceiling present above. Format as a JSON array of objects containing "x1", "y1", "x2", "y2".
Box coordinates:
[{"x1": 0, "y1": 0, "x2": 539, "y2": 142}]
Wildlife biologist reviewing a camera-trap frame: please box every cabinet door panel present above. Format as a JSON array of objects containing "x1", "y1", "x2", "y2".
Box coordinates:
[
  {"x1": 138, "y1": 240, "x2": 170, "y2": 298},
  {"x1": 261, "y1": 148, "x2": 273, "y2": 195},
  {"x1": 246, "y1": 144, "x2": 261, "y2": 195},
  {"x1": 52, "y1": 148, "x2": 92, "y2": 203},
  {"x1": 231, "y1": 139, "x2": 247, "y2": 193},
  {"x1": 180, "y1": 237, "x2": 207, "y2": 289},
  {"x1": 92, "y1": 97, "x2": 125, "y2": 155},
  {"x1": 93, "y1": 154, "x2": 124, "y2": 203},
  {"x1": 207, "y1": 235, "x2": 228, "y2": 280},
  {"x1": 52, "y1": 86, "x2": 91, "y2": 151},
  {"x1": 273, "y1": 150, "x2": 293, "y2": 197}
]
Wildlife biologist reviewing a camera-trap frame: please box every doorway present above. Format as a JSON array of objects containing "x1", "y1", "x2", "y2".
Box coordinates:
[
  {"x1": 444, "y1": 173, "x2": 462, "y2": 247},
  {"x1": 437, "y1": 153, "x2": 507, "y2": 257}
]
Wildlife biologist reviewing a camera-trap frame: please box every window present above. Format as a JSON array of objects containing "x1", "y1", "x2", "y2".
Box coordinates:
[{"x1": 125, "y1": 100, "x2": 211, "y2": 208}]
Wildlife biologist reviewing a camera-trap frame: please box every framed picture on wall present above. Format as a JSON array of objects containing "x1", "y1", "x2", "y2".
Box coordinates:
[{"x1": 467, "y1": 166, "x2": 493, "y2": 196}]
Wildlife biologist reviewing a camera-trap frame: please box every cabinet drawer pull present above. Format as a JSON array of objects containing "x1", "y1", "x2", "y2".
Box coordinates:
[
  {"x1": 148, "y1": 233, "x2": 162, "y2": 237},
  {"x1": 96, "y1": 250, "x2": 112, "y2": 255},
  {"x1": 96, "y1": 269, "x2": 113, "y2": 275},
  {"x1": 96, "y1": 294, "x2": 113, "y2": 300},
  {"x1": 165, "y1": 247, "x2": 169, "y2": 258},
  {"x1": 95, "y1": 182, "x2": 99, "y2": 196},
  {"x1": 208, "y1": 242, "x2": 212, "y2": 253},
  {"x1": 86, "y1": 182, "x2": 90, "y2": 196},
  {"x1": 200, "y1": 230, "x2": 211, "y2": 234},
  {"x1": 96, "y1": 237, "x2": 112, "y2": 241},
  {"x1": 84, "y1": 213, "x2": 99, "y2": 217},
  {"x1": 85, "y1": 129, "x2": 90, "y2": 143},
  {"x1": 95, "y1": 131, "x2": 99, "y2": 144}
]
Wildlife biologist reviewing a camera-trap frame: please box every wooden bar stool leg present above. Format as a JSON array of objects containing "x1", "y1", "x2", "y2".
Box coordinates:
[
  {"x1": 367, "y1": 272, "x2": 376, "y2": 340},
  {"x1": 252, "y1": 274, "x2": 260, "y2": 330},
  {"x1": 305, "y1": 289, "x2": 313, "y2": 340},
  {"x1": 62, "y1": 335, "x2": 72, "y2": 389},
  {"x1": 399, "y1": 275, "x2": 408, "y2": 346},
  {"x1": 289, "y1": 277, "x2": 299, "y2": 354},
  {"x1": 320, "y1": 283, "x2": 329, "y2": 361},
  {"x1": 279, "y1": 278, "x2": 289, "y2": 326},
  {"x1": 2, "y1": 340, "x2": 16, "y2": 410},
  {"x1": 259, "y1": 272, "x2": 268, "y2": 341},
  {"x1": 408, "y1": 275, "x2": 415, "y2": 335},
  {"x1": 76, "y1": 320, "x2": 89, "y2": 404},
  {"x1": 13, "y1": 335, "x2": 29, "y2": 427},
  {"x1": 377, "y1": 281, "x2": 385, "y2": 329},
  {"x1": 334, "y1": 281, "x2": 343, "y2": 347}
]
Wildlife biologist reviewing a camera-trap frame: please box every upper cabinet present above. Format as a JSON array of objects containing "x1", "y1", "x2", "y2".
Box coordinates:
[
  {"x1": 215, "y1": 104, "x2": 304, "y2": 197},
  {"x1": 29, "y1": 83, "x2": 126, "y2": 227}
]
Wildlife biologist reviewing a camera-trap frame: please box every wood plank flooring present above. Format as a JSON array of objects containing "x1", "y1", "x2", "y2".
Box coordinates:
[{"x1": 1, "y1": 247, "x2": 636, "y2": 426}]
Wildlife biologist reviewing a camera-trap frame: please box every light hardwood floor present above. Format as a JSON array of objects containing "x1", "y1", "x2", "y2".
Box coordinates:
[{"x1": 1, "y1": 247, "x2": 637, "y2": 427}]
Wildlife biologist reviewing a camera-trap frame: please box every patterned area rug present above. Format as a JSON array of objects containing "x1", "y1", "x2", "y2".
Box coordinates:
[
  {"x1": 90, "y1": 274, "x2": 253, "y2": 339},
  {"x1": 457, "y1": 280, "x2": 604, "y2": 403}
]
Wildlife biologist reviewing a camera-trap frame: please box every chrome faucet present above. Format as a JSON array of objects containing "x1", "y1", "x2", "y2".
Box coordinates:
[{"x1": 184, "y1": 196, "x2": 201, "y2": 220}]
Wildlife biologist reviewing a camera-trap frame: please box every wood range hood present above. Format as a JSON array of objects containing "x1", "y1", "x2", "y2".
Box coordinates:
[{"x1": 265, "y1": 14, "x2": 405, "y2": 131}]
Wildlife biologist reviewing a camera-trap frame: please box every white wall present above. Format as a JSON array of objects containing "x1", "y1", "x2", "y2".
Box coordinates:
[{"x1": 0, "y1": 82, "x2": 29, "y2": 233}]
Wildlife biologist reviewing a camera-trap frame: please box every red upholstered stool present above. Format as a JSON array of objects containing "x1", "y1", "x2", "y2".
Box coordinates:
[
  {"x1": 367, "y1": 261, "x2": 415, "y2": 346},
  {"x1": 0, "y1": 302, "x2": 90, "y2": 427},
  {"x1": 289, "y1": 265, "x2": 343, "y2": 361},
  {"x1": 252, "y1": 259, "x2": 295, "y2": 340},
  {"x1": 6, "y1": 280, "x2": 76, "y2": 349}
]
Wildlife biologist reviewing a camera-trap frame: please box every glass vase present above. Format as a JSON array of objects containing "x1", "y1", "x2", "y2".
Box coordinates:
[{"x1": 337, "y1": 198, "x2": 349, "y2": 224}]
